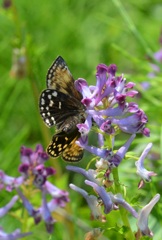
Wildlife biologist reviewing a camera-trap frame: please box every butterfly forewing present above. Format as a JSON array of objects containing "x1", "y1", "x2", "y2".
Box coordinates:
[
  {"x1": 39, "y1": 56, "x2": 86, "y2": 162},
  {"x1": 39, "y1": 89, "x2": 85, "y2": 128},
  {"x1": 46, "y1": 56, "x2": 82, "y2": 100}
]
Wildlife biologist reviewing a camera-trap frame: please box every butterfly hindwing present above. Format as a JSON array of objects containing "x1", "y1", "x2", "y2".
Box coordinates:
[
  {"x1": 47, "y1": 129, "x2": 83, "y2": 162},
  {"x1": 62, "y1": 139, "x2": 84, "y2": 162}
]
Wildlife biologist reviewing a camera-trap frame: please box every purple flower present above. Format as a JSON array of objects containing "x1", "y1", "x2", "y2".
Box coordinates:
[
  {"x1": 135, "y1": 143, "x2": 157, "y2": 188},
  {"x1": 19, "y1": 145, "x2": 55, "y2": 188},
  {"x1": 75, "y1": 63, "x2": 141, "y2": 117},
  {"x1": 0, "y1": 171, "x2": 24, "y2": 191},
  {"x1": 0, "y1": 145, "x2": 69, "y2": 234},
  {"x1": 137, "y1": 194, "x2": 160, "y2": 237},
  {"x1": 69, "y1": 178, "x2": 139, "y2": 219},
  {"x1": 33, "y1": 165, "x2": 56, "y2": 188},
  {"x1": 0, "y1": 227, "x2": 31, "y2": 240},
  {"x1": 16, "y1": 188, "x2": 41, "y2": 225},
  {"x1": 74, "y1": 62, "x2": 149, "y2": 168},
  {"x1": 0, "y1": 196, "x2": 18, "y2": 217},
  {"x1": 112, "y1": 110, "x2": 150, "y2": 137},
  {"x1": 77, "y1": 134, "x2": 135, "y2": 167},
  {"x1": 100, "y1": 119, "x2": 115, "y2": 135},
  {"x1": 41, "y1": 190, "x2": 55, "y2": 233},
  {"x1": 67, "y1": 167, "x2": 113, "y2": 214},
  {"x1": 66, "y1": 166, "x2": 99, "y2": 184},
  {"x1": 75, "y1": 78, "x2": 94, "y2": 101},
  {"x1": 44, "y1": 181, "x2": 69, "y2": 203},
  {"x1": 17, "y1": 185, "x2": 69, "y2": 233},
  {"x1": 109, "y1": 134, "x2": 136, "y2": 167},
  {"x1": 69, "y1": 184, "x2": 102, "y2": 220},
  {"x1": 20, "y1": 144, "x2": 49, "y2": 166},
  {"x1": 110, "y1": 193, "x2": 138, "y2": 218},
  {"x1": 85, "y1": 180, "x2": 113, "y2": 214},
  {"x1": 154, "y1": 48, "x2": 162, "y2": 62}
]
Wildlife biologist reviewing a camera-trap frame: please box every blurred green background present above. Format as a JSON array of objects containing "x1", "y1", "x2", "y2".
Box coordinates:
[{"x1": 0, "y1": 0, "x2": 162, "y2": 239}]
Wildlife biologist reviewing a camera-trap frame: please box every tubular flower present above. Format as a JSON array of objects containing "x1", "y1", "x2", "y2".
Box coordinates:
[
  {"x1": 0, "y1": 196, "x2": 18, "y2": 217},
  {"x1": 135, "y1": 143, "x2": 157, "y2": 188},
  {"x1": 67, "y1": 166, "x2": 139, "y2": 220},
  {"x1": 69, "y1": 184, "x2": 102, "y2": 220},
  {"x1": 137, "y1": 194, "x2": 160, "y2": 237},
  {"x1": 85, "y1": 180, "x2": 113, "y2": 214},
  {"x1": 0, "y1": 227, "x2": 31, "y2": 240}
]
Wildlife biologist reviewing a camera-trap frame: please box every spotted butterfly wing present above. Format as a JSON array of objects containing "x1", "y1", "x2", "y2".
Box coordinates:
[
  {"x1": 46, "y1": 56, "x2": 82, "y2": 99},
  {"x1": 39, "y1": 56, "x2": 85, "y2": 162},
  {"x1": 47, "y1": 127, "x2": 83, "y2": 162}
]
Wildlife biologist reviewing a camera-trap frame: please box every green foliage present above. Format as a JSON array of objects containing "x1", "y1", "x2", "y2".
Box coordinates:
[{"x1": 0, "y1": 0, "x2": 162, "y2": 239}]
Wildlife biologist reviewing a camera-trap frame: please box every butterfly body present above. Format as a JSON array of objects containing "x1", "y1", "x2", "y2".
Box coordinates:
[{"x1": 39, "y1": 56, "x2": 86, "y2": 162}]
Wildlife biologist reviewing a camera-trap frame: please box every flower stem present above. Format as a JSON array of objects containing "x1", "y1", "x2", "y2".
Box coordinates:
[
  {"x1": 21, "y1": 206, "x2": 29, "y2": 233},
  {"x1": 112, "y1": 167, "x2": 135, "y2": 239}
]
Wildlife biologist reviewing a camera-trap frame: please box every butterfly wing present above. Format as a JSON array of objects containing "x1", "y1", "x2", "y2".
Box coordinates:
[
  {"x1": 47, "y1": 128, "x2": 83, "y2": 162},
  {"x1": 46, "y1": 56, "x2": 82, "y2": 100},
  {"x1": 39, "y1": 89, "x2": 85, "y2": 128},
  {"x1": 62, "y1": 138, "x2": 84, "y2": 162},
  {"x1": 39, "y1": 56, "x2": 85, "y2": 162}
]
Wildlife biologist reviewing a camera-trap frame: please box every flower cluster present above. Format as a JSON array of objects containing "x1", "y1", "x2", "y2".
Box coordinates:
[
  {"x1": 67, "y1": 164, "x2": 159, "y2": 237},
  {"x1": 75, "y1": 63, "x2": 150, "y2": 165},
  {"x1": 66, "y1": 63, "x2": 159, "y2": 238},
  {"x1": 0, "y1": 145, "x2": 69, "y2": 238}
]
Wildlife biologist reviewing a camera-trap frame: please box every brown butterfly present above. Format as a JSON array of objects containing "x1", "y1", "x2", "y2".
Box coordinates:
[{"x1": 39, "y1": 56, "x2": 85, "y2": 162}]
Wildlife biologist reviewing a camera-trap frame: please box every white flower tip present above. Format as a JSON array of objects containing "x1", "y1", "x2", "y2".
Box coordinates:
[
  {"x1": 152, "y1": 193, "x2": 160, "y2": 203},
  {"x1": 69, "y1": 183, "x2": 88, "y2": 197},
  {"x1": 69, "y1": 183, "x2": 75, "y2": 189},
  {"x1": 147, "y1": 142, "x2": 153, "y2": 148}
]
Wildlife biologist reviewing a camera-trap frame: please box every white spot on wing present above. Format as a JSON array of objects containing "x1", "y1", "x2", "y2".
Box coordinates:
[
  {"x1": 52, "y1": 91, "x2": 58, "y2": 97},
  {"x1": 59, "y1": 102, "x2": 62, "y2": 109},
  {"x1": 47, "y1": 79, "x2": 51, "y2": 86},
  {"x1": 45, "y1": 119, "x2": 50, "y2": 125},
  {"x1": 51, "y1": 117, "x2": 55, "y2": 124},
  {"x1": 41, "y1": 98, "x2": 45, "y2": 105},
  {"x1": 48, "y1": 94, "x2": 52, "y2": 99},
  {"x1": 49, "y1": 100, "x2": 54, "y2": 107}
]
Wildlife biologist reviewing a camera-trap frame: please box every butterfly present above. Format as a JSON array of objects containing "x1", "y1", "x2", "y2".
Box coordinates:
[{"x1": 39, "y1": 56, "x2": 86, "y2": 162}]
